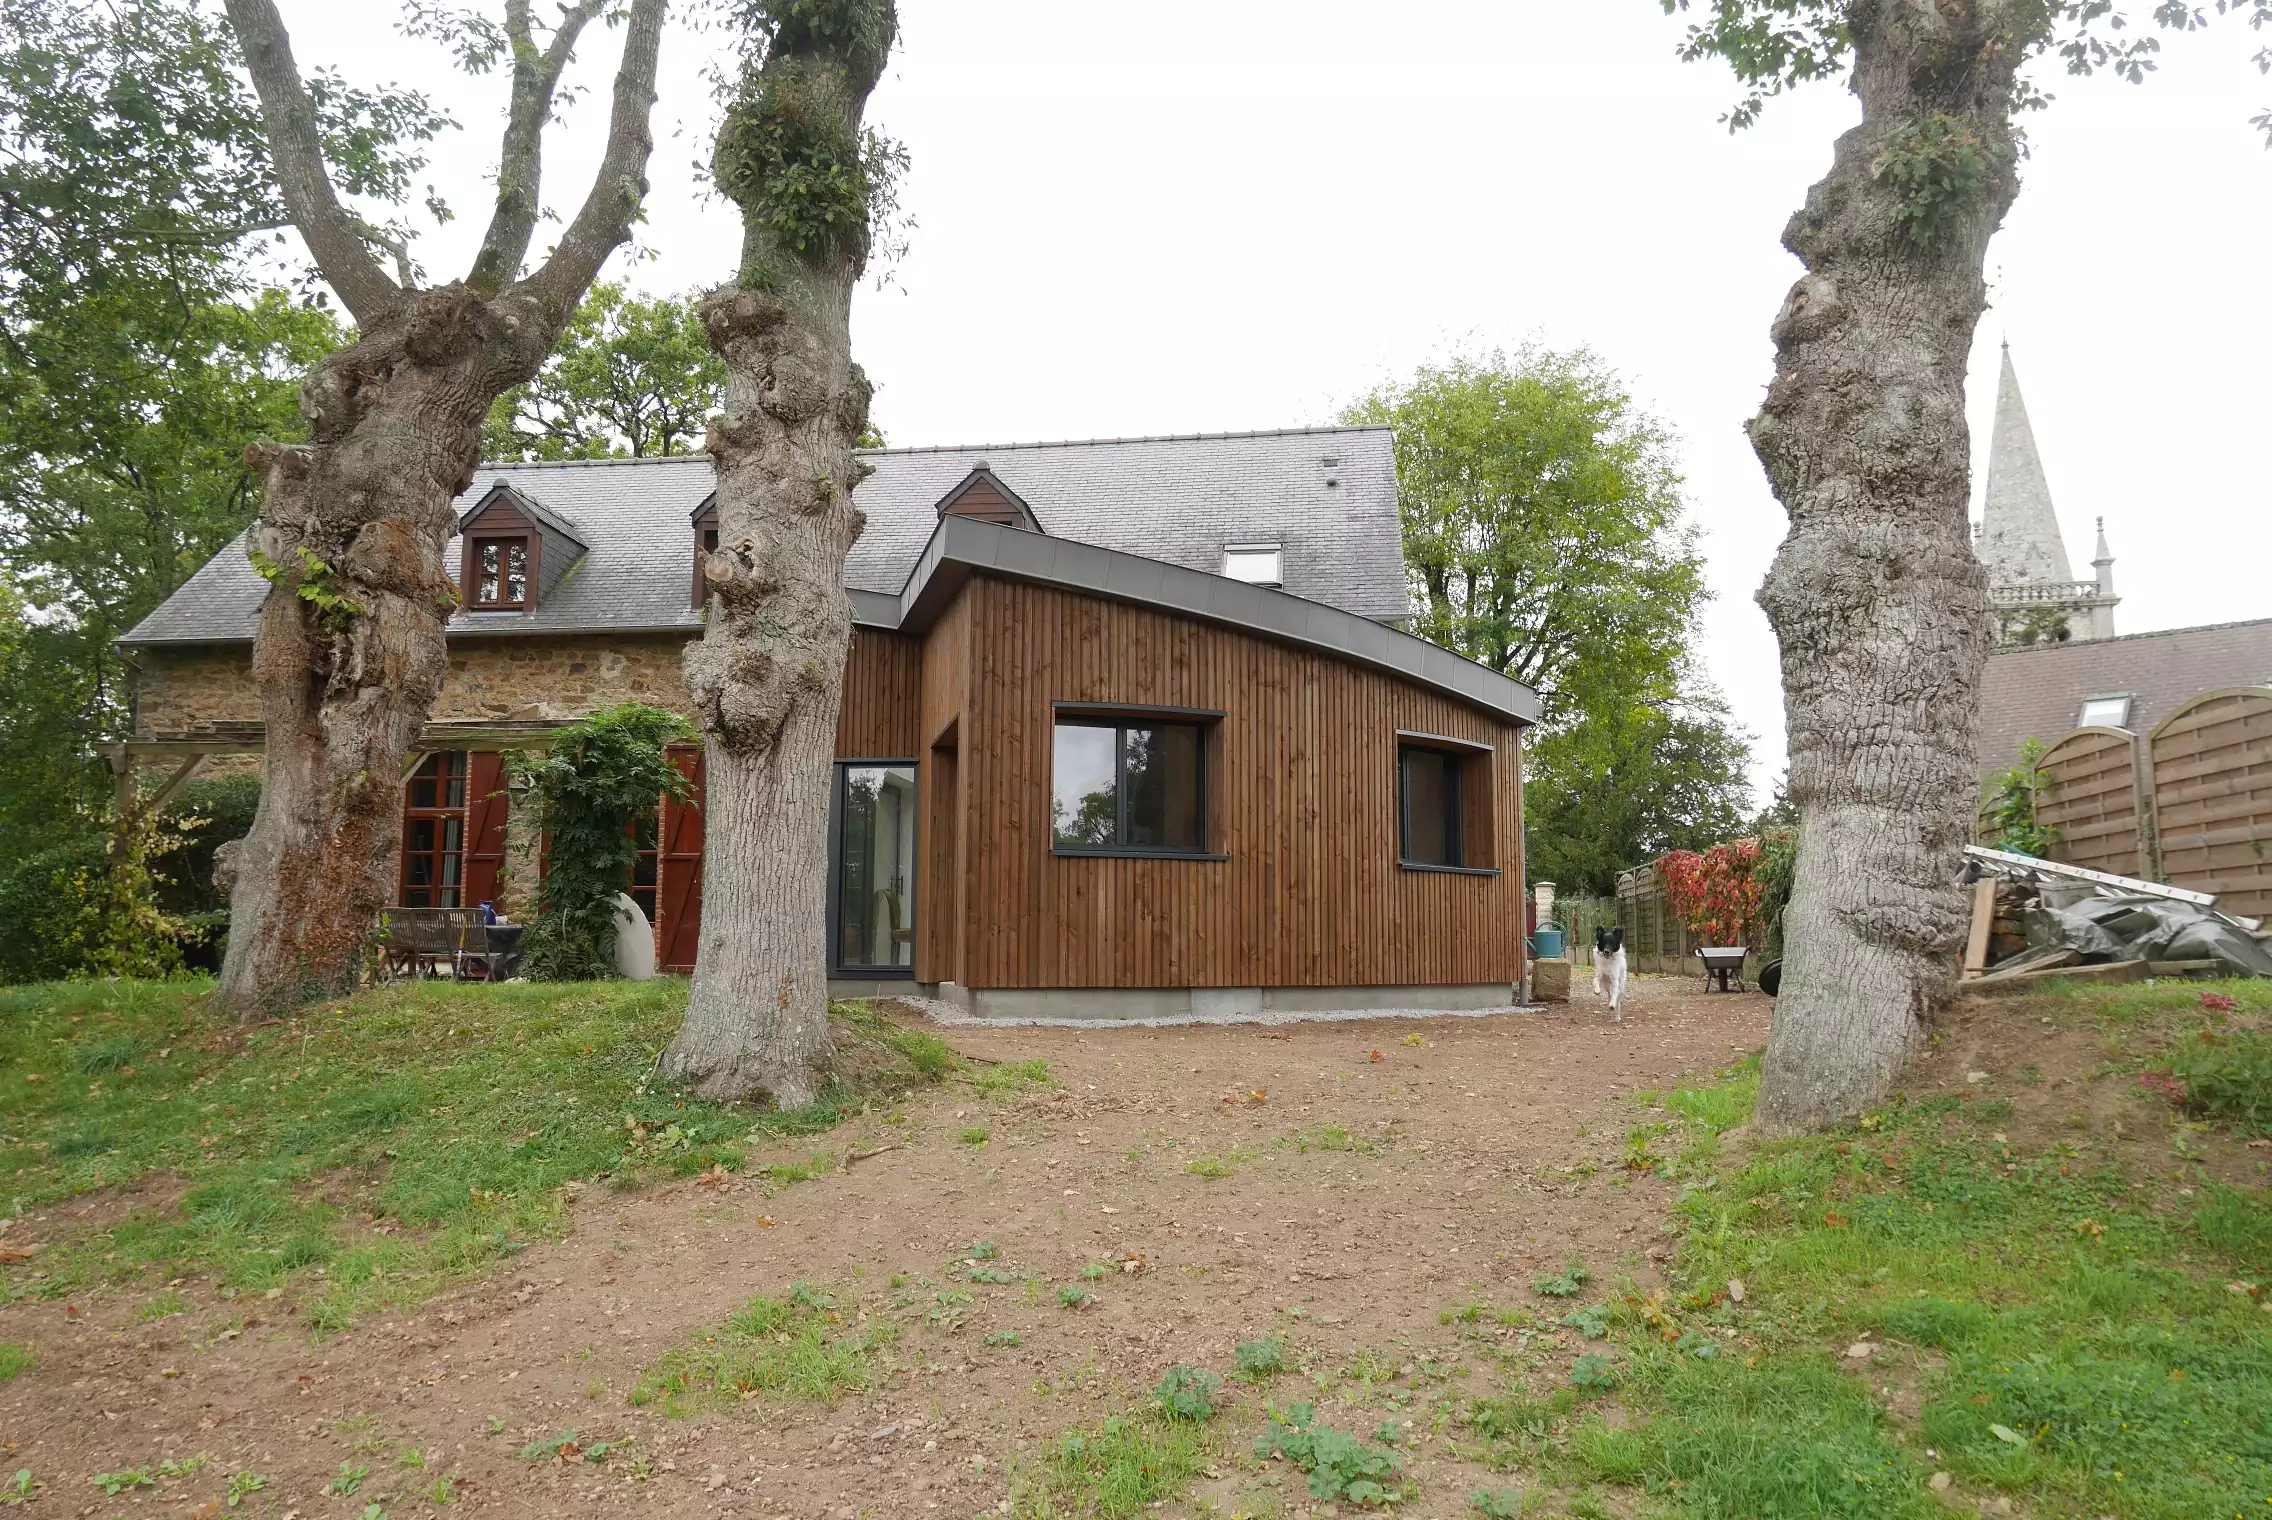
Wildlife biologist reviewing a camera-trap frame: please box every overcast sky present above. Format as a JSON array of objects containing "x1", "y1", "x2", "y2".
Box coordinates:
[{"x1": 286, "y1": 1, "x2": 2272, "y2": 803}]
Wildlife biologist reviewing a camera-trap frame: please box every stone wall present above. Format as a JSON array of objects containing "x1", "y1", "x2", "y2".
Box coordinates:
[{"x1": 133, "y1": 632, "x2": 702, "y2": 738}]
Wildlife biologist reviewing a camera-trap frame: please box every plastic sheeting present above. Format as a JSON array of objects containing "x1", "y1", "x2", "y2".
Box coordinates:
[{"x1": 2024, "y1": 893, "x2": 2272, "y2": 978}]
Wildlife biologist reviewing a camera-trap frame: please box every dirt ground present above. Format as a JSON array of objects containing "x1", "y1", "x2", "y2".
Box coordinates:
[{"x1": 1, "y1": 977, "x2": 1774, "y2": 1519}]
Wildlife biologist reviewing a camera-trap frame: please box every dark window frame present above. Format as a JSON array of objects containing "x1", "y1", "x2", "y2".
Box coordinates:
[
  {"x1": 1049, "y1": 706, "x2": 1225, "y2": 861},
  {"x1": 827, "y1": 758, "x2": 921, "y2": 979},
  {"x1": 1396, "y1": 733, "x2": 1502, "y2": 877},
  {"x1": 471, "y1": 535, "x2": 533, "y2": 610}
]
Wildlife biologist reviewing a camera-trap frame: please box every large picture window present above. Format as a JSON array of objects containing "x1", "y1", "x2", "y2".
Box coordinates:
[
  {"x1": 1052, "y1": 719, "x2": 1206, "y2": 854},
  {"x1": 402, "y1": 751, "x2": 469, "y2": 906}
]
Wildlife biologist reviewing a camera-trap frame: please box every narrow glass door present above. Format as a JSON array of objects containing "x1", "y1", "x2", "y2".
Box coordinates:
[{"x1": 833, "y1": 764, "x2": 918, "y2": 973}]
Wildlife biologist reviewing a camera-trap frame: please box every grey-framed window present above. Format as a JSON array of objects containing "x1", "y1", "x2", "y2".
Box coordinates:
[
  {"x1": 1399, "y1": 744, "x2": 1462, "y2": 867},
  {"x1": 2078, "y1": 693, "x2": 2133, "y2": 729},
  {"x1": 1397, "y1": 733, "x2": 1500, "y2": 875},
  {"x1": 1052, "y1": 718, "x2": 1210, "y2": 856},
  {"x1": 829, "y1": 761, "x2": 918, "y2": 975}
]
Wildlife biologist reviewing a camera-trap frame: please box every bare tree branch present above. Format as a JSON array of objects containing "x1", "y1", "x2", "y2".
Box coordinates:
[
  {"x1": 221, "y1": 0, "x2": 401, "y2": 324},
  {"x1": 467, "y1": 0, "x2": 606, "y2": 295},
  {"x1": 517, "y1": 0, "x2": 667, "y2": 321}
]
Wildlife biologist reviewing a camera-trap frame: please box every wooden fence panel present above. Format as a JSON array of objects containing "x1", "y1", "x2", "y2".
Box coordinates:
[
  {"x1": 2038, "y1": 727, "x2": 2146, "y2": 880},
  {"x1": 2150, "y1": 687, "x2": 2272, "y2": 922}
]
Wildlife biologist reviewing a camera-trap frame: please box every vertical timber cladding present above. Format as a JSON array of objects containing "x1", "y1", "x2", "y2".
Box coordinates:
[
  {"x1": 958, "y1": 576, "x2": 1525, "y2": 990},
  {"x1": 916, "y1": 594, "x2": 973, "y2": 985},
  {"x1": 2149, "y1": 687, "x2": 2272, "y2": 921},
  {"x1": 2036, "y1": 727, "x2": 2147, "y2": 879}
]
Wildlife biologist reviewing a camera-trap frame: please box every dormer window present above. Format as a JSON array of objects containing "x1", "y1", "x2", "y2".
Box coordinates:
[
  {"x1": 456, "y1": 479, "x2": 580, "y2": 616},
  {"x1": 474, "y1": 537, "x2": 530, "y2": 609},
  {"x1": 1222, "y1": 544, "x2": 1282, "y2": 588},
  {"x1": 693, "y1": 494, "x2": 719, "y2": 609}
]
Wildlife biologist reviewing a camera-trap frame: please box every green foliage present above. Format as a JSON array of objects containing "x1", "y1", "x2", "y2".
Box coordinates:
[
  {"x1": 1656, "y1": 0, "x2": 2272, "y2": 135},
  {"x1": 249, "y1": 545, "x2": 367, "y2": 632},
  {"x1": 0, "y1": 980, "x2": 947, "y2": 1323},
  {"x1": 716, "y1": 0, "x2": 907, "y2": 276},
  {"x1": 1346, "y1": 349, "x2": 1750, "y2": 894},
  {"x1": 0, "y1": 0, "x2": 422, "y2": 984},
  {"x1": 1343, "y1": 348, "x2": 1701, "y2": 709},
  {"x1": 1569, "y1": 1353, "x2": 1619, "y2": 1391},
  {"x1": 1153, "y1": 1365, "x2": 1222, "y2": 1422},
  {"x1": 2157, "y1": 1027, "x2": 2272, "y2": 1135},
  {"x1": 1236, "y1": 1337, "x2": 1289, "y2": 1380},
  {"x1": 1014, "y1": 1413, "x2": 1207, "y2": 1520},
  {"x1": 1532, "y1": 1263, "x2": 1591, "y2": 1298},
  {"x1": 0, "y1": 1342, "x2": 30, "y2": 1381},
  {"x1": 510, "y1": 704, "x2": 692, "y2": 980},
  {"x1": 1470, "y1": 1487, "x2": 1526, "y2": 1517},
  {"x1": 1254, "y1": 1404, "x2": 1407, "y2": 1506},
  {"x1": 630, "y1": 1287, "x2": 892, "y2": 1412},
  {"x1": 1873, "y1": 113, "x2": 2018, "y2": 248},
  {"x1": 484, "y1": 283, "x2": 724, "y2": 462},
  {"x1": 1983, "y1": 737, "x2": 2058, "y2": 858},
  {"x1": 1754, "y1": 826, "x2": 1798, "y2": 959}
]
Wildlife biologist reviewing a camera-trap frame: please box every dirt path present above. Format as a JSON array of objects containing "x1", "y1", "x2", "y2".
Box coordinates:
[{"x1": 0, "y1": 977, "x2": 1768, "y2": 1519}]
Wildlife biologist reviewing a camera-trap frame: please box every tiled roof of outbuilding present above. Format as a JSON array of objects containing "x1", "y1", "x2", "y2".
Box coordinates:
[
  {"x1": 121, "y1": 426, "x2": 1409, "y2": 645},
  {"x1": 1977, "y1": 616, "x2": 2272, "y2": 776}
]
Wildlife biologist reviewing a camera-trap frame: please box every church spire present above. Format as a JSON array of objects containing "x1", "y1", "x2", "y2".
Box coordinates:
[{"x1": 1978, "y1": 343, "x2": 2075, "y2": 586}]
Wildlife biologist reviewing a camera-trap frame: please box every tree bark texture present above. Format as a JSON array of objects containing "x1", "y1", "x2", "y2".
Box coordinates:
[
  {"x1": 662, "y1": 7, "x2": 896, "y2": 1106},
  {"x1": 216, "y1": 0, "x2": 666, "y2": 1016},
  {"x1": 1752, "y1": 1, "x2": 2025, "y2": 1133}
]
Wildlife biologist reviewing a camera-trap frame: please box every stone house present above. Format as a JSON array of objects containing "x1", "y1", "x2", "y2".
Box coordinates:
[{"x1": 122, "y1": 427, "x2": 1542, "y2": 1016}]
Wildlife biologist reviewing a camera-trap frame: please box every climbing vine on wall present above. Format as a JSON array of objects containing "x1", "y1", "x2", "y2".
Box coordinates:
[
  {"x1": 1659, "y1": 837, "x2": 1770, "y2": 948},
  {"x1": 510, "y1": 703, "x2": 692, "y2": 981}
]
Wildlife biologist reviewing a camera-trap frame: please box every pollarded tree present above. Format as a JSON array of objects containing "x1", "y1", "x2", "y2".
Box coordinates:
[
  {"x1": 215, "y1": 0, "x2": 669, "y2": 1016},
  {"x1": 1661, "y1": 0, "x2": 2267, "y2": 1132},
  {"x1": 660, "y1": 0, "x2": 902, "y2": 1105}
]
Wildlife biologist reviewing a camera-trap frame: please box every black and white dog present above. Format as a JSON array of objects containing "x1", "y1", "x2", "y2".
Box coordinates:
[{"x1": 1593, "y1": 926, "x2": 1628, "y2": 1021}]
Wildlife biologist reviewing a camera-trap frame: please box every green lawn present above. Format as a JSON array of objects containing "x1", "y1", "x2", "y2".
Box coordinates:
[
  {"x1": 1550, "y1": 979, "x2": 2272, "y2": 1520},
  {"x1": 0, "y1": 977, "x2": 952, "y2": 1329}
]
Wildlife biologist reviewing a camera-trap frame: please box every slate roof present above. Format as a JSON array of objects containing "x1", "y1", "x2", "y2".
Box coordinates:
[
  {"x1": 121, "y1": 427, "x2": 1409, "y2": 645},
  {"x1": 1977, "y1": 616, "x2": 2272, "y2": 777}
]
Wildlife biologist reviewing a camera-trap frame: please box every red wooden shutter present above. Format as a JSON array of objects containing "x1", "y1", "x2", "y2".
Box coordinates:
[
  {"x1": 462, "y1": 752, "x2": 510, "y2": 911},
  {"x1": 656, "y1": 745, "x2": 706, "y2": 972}
]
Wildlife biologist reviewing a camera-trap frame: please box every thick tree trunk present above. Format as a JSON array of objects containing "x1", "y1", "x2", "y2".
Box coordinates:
[
  {"x1": 660, "y1": 7, "x2": 896, "y2": 1105},
  {"x1": 217, "y1": 290, "x2": 567, "y2": 1014},
  {"x1": 1752, "y1": 1, "x2": 2024, "y2": 1133},
  {"x1": 214, "y1": 0, "x2": 666, "y2": 1016}
]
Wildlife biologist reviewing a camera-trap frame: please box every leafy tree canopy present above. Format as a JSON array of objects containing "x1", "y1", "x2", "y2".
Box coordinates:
[
  {"x1": 1343, "y1": 348, "x2": 1702, "y2": 722},
  {"x1": 1525, "y1": 687, "x2": 1755, "y2": 896},
  {"x1": 484, "y1": 282, "x2": 725, "y2": 461},
  {"x1": 1663, "y1": 0, "x2": 2271, "y2": 138},
  {"x1": 1348, "y1": 349, "x2": 1753, "y2": 893}
]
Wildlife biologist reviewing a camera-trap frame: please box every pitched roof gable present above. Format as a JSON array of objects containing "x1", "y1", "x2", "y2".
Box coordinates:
[{"x1": 934, "y1": 466, "x2": 1041, "y2": 532}]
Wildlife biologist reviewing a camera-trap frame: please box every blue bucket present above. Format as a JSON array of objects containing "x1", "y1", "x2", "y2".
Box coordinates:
[{"x1": 1531, "y1": 927, "x2": 1564, "y2": 959}]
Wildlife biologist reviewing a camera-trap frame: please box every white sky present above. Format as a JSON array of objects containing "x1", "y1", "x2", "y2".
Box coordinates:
[{"x1": 286, "y1": 1, "x2": 2272, "y2": 804}]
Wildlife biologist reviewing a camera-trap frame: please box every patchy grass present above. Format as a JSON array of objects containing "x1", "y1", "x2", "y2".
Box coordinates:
[
  {"x1": 0, "y1": 1341, "x2": 31, "y2": 1381},
  {"x1": 628, "y1": 1284, "x2": 892, "y2": 1415},
  {"x1": 2157, "y1": 1026, "x2": 2272, "y2": 1136},
  {"x1": 0, "y1": 979, "x2": 953, "y2": 1326},
  {"x1": 968, "y1": 1058, "x2": 1055, "y2": 1099},
  {"x1": 1010, "y1": 1413, "x2": 1210, "y2": 1519},
  {"x1": 1590, "y1": 1017, "x2": 2272, "y2": 1520}
]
